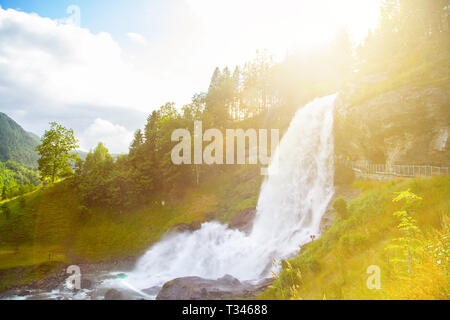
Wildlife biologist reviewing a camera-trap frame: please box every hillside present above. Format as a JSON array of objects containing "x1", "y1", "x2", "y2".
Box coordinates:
[
  {"x1": 0, "y1": 164, "x2": 261, "y2": 291},
  {"x1": 259, "y1": 176, "x2": 450, "y2": 300},
  {"x1": 0, "y1": 112, "x2": 40, "y2": 167}
]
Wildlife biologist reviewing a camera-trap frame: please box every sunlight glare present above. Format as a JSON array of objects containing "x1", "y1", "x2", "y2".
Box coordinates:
[{"x1": 186, "y1": 0, "x2": 382, "y2": 60}]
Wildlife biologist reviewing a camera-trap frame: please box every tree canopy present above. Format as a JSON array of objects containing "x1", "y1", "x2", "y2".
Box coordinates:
[{"x1": 36, "y1": 122, "x2": 79, "y2": 184}]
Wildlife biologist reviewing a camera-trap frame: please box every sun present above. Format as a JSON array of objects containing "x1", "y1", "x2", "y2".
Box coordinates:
[
  {"x1": 272, "y1": 0, "x2": 383, "y2": 52},
  {"x1": 186, "y1": 0, "x2": 382, "y2": 60}
]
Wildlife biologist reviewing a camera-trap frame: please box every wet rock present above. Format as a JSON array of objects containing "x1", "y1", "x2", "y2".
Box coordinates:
[
  {"x1": 18, "y1": 290, "x2": 32, "y2": 297},
  {"x1": 156, "y1": 275, "x2": 272, "y2": 300},
  {"x1": 229, "y1": 208, "x2": 256, "y2": 233},
  {"x1": 81, "y1": 279, "x2": 92, "y2": 290},
  {"x1": 168, "y1": 222, "x2": 202, "y2": 234},
  {"x1": 142, "y1": 286, "x2": 161, "y2": 296},
  {"x1": 104, "y1": 289, "x2": 123, "y2": 300}
]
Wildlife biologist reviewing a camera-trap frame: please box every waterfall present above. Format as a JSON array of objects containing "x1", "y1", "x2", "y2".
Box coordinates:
[{"x1": 126, "y1": 94, "x2": 336, "y2": 290}]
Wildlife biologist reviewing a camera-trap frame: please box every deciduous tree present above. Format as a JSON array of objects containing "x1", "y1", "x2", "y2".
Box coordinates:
[{"x1": 36, "y1": 122, "x2": 79, "y2": 183}]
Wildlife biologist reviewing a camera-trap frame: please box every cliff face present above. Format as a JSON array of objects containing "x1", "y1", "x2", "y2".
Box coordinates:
[{"x1": 334, "y1": 84, "x2": 450, "y2": 166}]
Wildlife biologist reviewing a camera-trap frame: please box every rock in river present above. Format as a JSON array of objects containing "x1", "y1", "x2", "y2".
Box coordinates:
[{"x1": 156, "y1": 274, "x2": 272, "y2": 300}]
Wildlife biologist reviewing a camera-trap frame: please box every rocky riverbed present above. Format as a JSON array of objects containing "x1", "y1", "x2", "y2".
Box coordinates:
[{"x1": 0, "y1": 257, "x2": 138, "y2": 300}]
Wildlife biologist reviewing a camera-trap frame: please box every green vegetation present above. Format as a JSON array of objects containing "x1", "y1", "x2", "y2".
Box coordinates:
[
  {"x1": 0, "y1": 161, "x2": 261, "y2": 290},
  {"x1": 36, "y1": 122, "x2": 79, "y2": 184},
  {"x1": 0, "y1": 161, "x2": 40, "y2": 201},
  {"x1": 0, "y1": 112, "x2": 39, "y2": 167},
  {"x1": 332, "y1": 198, "x2": 348, "y2": 219},
  {"x1": 350, "y1": 0, "x2": 450, "y2": 106},
  {"x1": 0, "y1": 113, "x2": 41, "y2": 201},
  {"x1": 259, "y1": 176, "x2": 450, "y2": 300}
]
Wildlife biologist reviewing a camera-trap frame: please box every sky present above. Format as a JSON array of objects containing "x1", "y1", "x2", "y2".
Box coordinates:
[{"x1": 0, "y1": 0, "x2": 382, "y2": 153}]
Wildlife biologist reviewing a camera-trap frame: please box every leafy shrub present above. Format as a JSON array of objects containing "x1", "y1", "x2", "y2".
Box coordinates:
[{"x1": 333, "y1": 197, "x2": 348, "y2": 219}]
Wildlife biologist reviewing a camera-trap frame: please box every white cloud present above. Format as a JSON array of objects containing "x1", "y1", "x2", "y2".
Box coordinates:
[
  {"x1": 0, "y1": 7, "x2": 156, "y2": 152},
  {"x1": 0, "y1": 7, "x2": 152, "y2": 109},
  {"x1": 127, "y1": 32, "x2": 148, "y2": 46},
  {"x1": 80, "y1": 118, "x2": 134, "y2": 154}
]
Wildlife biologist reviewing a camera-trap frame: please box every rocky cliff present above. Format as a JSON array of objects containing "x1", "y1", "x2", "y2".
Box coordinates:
[{"x1": 334, "y1": 83, "x2": 450, "y2": 166}]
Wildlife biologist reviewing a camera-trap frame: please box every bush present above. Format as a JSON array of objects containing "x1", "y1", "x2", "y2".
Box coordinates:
[{"x1": 333, "y1": 197, "x2": 348, "y2": 219}]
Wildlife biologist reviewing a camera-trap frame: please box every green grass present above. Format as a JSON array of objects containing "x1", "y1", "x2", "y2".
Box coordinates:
[{"x1": 258, "y1": 176, "x2": 450, "y2": 300}]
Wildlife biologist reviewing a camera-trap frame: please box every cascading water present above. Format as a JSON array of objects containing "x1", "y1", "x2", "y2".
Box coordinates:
[{"x1": 126, "y1": 94, "x2": 337, "y2": 291}]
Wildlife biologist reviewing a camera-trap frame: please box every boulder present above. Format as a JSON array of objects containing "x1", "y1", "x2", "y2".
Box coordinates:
[
  {"x1": 104, "y1": 289, "x2": 123, "y2": 300},
  {"x1": 156, "y1": 275, "x2": 272, "y2": 300},
  {"x1": 229, "y1": 208, "x2": 256, "y2": 233}
]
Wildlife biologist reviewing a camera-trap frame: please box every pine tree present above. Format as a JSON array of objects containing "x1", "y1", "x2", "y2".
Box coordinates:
[
  {"x1": 209, "y1": 67, "x2": 222, "y2": 90},
  {"x1": 130, "y1": 129, "x2": 144, "y2": 157},
  {"x1": 232, "y1": 66, "x2": 241, "y2": 120}
]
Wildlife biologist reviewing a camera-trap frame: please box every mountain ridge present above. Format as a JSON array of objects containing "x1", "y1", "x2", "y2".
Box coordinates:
[{"x1": 0, "y1": 112, "x2": 40, "y2": 167}]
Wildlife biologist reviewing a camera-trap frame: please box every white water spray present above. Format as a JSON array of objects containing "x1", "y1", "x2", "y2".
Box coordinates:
[{"x1": 127, "y1": 94, "x2": 336, "y2": 290}]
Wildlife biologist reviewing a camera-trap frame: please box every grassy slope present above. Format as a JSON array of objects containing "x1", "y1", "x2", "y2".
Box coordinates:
[
  {"x1": 0, "y1": 165, "x2": 262, "y2": 290},
  {"x1": 259, "y1": 176, "x2": 449, "y2": 300}
]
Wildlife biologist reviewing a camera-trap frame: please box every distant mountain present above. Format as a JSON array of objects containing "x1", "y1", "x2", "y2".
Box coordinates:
[{"x1": 0, "y1": 112, "x2": 40, "y2": 167}]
